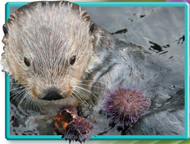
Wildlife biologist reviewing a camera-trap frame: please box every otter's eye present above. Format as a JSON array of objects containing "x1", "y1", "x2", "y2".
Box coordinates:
[
  {"x1": 24, "y1": 57, "x2": 30, "y2": 67},
  {"x1": 3, "y1": 24, "x2": 8, "y2": 35},
  {"x1": 70, "y1": 55, "x2": 76, "y2": 65},
  {"x1": 89, "y1": 21, "x2": 95, "y2": 33}
]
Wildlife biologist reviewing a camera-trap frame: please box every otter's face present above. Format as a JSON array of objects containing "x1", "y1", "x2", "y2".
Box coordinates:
[{"x1": 1, "y1": 2, "x2": 97, "y2": 103}]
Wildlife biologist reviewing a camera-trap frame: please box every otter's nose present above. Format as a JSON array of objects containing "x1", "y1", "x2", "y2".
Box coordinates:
[{"x1": 42, "y1": 90, "x2": 63, "y2": 101}]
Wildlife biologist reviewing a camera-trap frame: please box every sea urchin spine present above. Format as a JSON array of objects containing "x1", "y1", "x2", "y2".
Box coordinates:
[{"x1": 104, "y1": 87, "x2": 150, "y2": 128}]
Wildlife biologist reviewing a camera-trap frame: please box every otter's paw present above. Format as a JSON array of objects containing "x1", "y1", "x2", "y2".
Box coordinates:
[{"x1": 53, "y1": 105, "x2": 94, "y2": 143}]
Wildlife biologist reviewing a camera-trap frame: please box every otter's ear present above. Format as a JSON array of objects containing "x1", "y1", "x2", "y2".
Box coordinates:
[
  {"x1": 89, "y1": 21, "x2": 96, "y2": 33},
  {"x1": 1, "y1": 24, "x2": 12, "y2": 75},
  {"x1": 3, "y1": 24, "x2": 8, "y2": 35}
]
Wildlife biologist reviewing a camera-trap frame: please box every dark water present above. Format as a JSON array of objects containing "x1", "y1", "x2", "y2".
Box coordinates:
[{"x1": 9, "y1": 7, "x2": 185, "y2": 136}]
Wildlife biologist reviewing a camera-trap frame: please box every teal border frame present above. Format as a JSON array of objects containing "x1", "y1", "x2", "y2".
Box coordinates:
[{"x1": 5, "y1": 2, "x2": 189, "y2": 141}]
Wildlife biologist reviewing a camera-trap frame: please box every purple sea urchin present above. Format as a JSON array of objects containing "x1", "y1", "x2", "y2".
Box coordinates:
[
  {"x1": 53, "y1": 105, "x2": 94, "y2": 143},
  {"x1": 104, "y1": 87, "x2": 150, "y2": 127},
  {"x1": 64, "y1": 116, "x2": 94, "y2": 143}
]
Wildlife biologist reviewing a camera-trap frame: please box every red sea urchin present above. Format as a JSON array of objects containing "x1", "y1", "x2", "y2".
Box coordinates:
[
  {"x1": 53, "y1": 105, "x2": 94, "y2": 143},
  {"x1": 104, "y1": 87, "x2": 150, "y2": 128}
]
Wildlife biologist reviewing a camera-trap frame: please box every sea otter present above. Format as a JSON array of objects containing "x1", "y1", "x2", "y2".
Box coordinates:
[{"x1": 1, "y1": 1, "x2": 185, "y2": 136}]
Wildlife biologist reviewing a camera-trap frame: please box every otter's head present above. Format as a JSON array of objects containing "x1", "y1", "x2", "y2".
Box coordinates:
[{"x1": 1, "y1": 1, "x2": 99, "y2": 105}]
